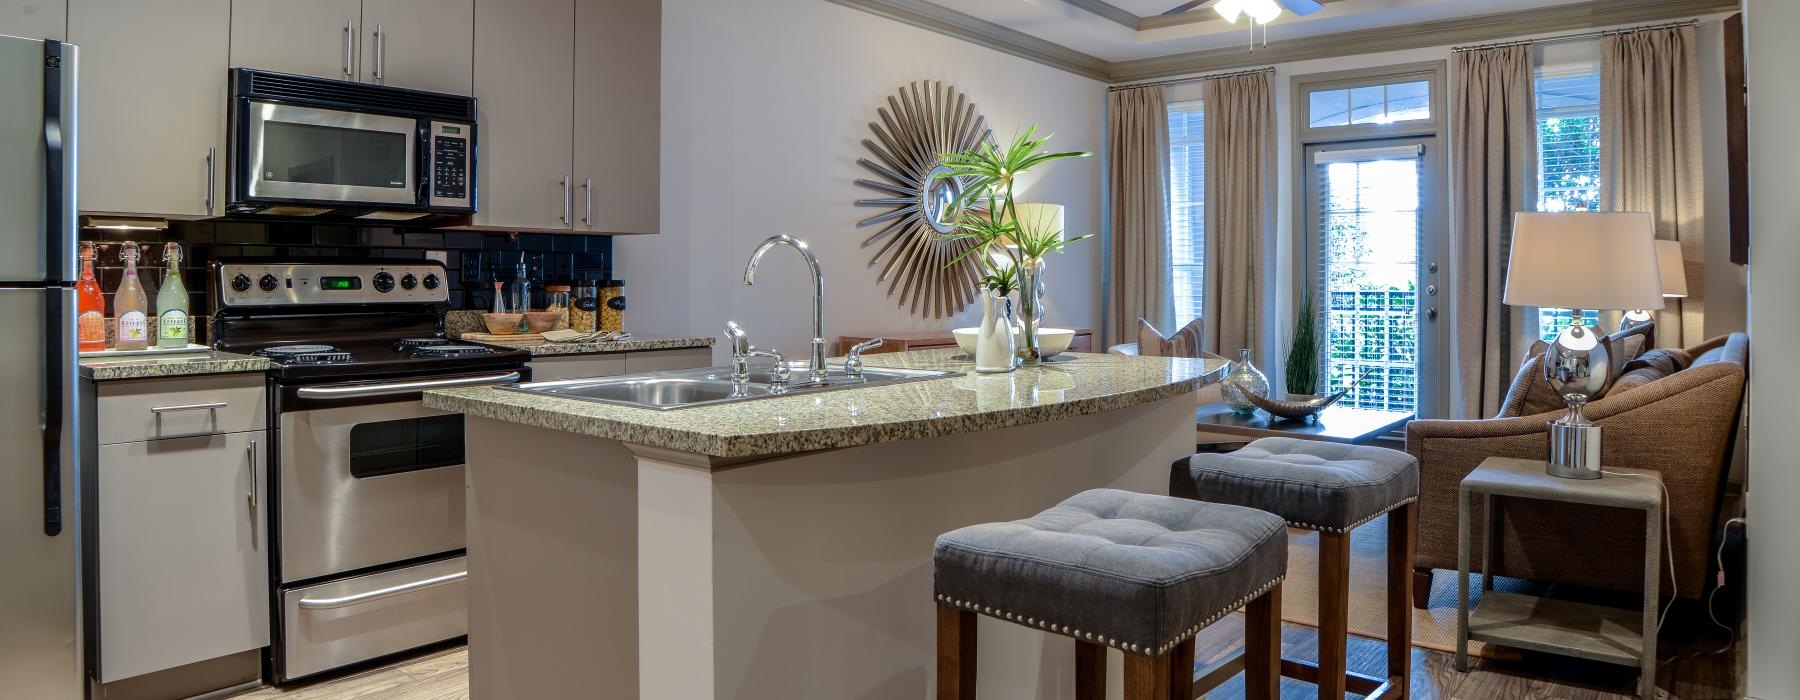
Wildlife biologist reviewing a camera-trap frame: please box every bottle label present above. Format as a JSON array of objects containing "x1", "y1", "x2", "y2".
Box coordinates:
[
  {"x1": 78, "y1": 311, "x2": 105, "y2": 343},
  {"x1": 118, "y1": 311, "x2": 147, "y2": 342},
  {"x1": 158, "y1": 310, "x2": 189, "y2": 342}
]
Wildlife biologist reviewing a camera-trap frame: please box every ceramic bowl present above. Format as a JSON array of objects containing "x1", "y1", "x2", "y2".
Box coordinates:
[
  {"x1": 952, "y1": 327, "x2": 1076, "y2": 357},
  {"x1": 482, "y1": 313, "x2": 523, "y2": 335},
  {"x1": 523, "y1": 311, "x2": 562, "y2": 333}
]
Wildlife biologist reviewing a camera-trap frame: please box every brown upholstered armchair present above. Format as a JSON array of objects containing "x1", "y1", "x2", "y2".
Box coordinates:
[{"x1": 1404, "y1": 333, "x2": 1747, "y2": 602}]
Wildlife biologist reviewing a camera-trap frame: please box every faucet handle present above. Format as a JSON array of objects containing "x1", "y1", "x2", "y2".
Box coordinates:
[
  {"x1": 744, "y1": 347, "x2": 790, "y2": 385},
  {"x1": 844, "y1": 337, "x2": 884, "y2": 377}
]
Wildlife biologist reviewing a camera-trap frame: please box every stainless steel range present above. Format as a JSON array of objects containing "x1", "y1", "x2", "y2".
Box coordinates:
[{"x1": 209, "y1": 259, "x2": 529, "y2": 683}]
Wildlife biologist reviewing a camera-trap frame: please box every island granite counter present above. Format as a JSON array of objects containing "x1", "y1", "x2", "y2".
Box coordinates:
[{"x1": 425, "y1": 349, "x2": 1225, "y2": 699}]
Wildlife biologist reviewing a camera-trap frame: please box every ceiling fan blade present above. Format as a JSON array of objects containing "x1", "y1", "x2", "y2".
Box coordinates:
[
  {"x1": 1162, "y1": 0, "x2": 1216, "y2": 16},
  {"x1": 1277, "y1": 0, "x2": 1325, "y2": 15}
]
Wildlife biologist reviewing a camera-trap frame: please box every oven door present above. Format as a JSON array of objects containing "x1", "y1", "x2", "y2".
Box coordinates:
[
  {"x1": 244, "y1": 100, "x2": 417, "y2": 206},
  {"x1": 278, "y1": 395, "x2": 468, "y2": 584}
]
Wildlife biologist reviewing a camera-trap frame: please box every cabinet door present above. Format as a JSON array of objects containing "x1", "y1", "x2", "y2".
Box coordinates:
[
  {"x1": 360, "y1": 0, "x2": 472, "y2": 94},
  {"x1": 0, "y1": 0, "x2": 65, "y2": 39},
  {"x1": 472, "y1": 0, "x2": 572, "y2": 231},
  {"x1": 572, "y1": 0, "x2": 658, "y2": 235},
  {"x1": 98, "y1": 431, "x2": 269, "y2": 683},
  {"x1": 70, "y1": 0, "x2": 229, "y2": 217},
  {"x1": 229, "y1": 0, "x2": 361, "y2": 81}
]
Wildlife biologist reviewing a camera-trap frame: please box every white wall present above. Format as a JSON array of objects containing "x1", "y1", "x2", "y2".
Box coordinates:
[
  {"x1": 622, "y1": 0, "x2": 1106, "y2": 364},
  {"x1": 1745, "y1": 2, "x2": 1799, "y2": 696},
  {"x1": 1161, "y1": 16, "x2": 1746, "y2": 403}
]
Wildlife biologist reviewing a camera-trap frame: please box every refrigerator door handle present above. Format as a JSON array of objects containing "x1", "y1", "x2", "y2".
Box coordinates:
[
  {"x1": 42, "y1": 39, "x2": 67, "y2": 282},
  {"x1": 41, "y1": 291, "x2": 63, "y2": 537}
]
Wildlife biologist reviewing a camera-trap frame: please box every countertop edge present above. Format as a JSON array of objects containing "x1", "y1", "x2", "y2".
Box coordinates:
[
  {"x1": 78, "y1": 354, "x2": 273, "y2": 382},
  {"x1": 474, "y1": 337, "x2": 716, "y2": 357}
]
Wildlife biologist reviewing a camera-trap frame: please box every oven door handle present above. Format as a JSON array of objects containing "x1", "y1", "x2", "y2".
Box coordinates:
[
  {"x1": 294, "y1": 371, "x2": 522, "y2": 400},
  {"x1": 297, "y1": 569, "x2": 467, "y2": 610}
]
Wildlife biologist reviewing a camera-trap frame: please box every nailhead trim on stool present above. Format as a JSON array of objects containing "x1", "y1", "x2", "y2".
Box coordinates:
[{"x1": 935, "y1": 575, "x2": 1285, "y2": 657}]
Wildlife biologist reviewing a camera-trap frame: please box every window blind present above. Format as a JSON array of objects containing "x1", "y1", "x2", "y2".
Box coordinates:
[
  {"x1": 1167, "y1": 100, "x2": 1205, "y2": 327},
  {"x1": 1534, "y1": 66, "x2": 1603, "y2": 339},
  {"x1": 1314, "y1": 147, "x2": 1425, "y2": 413}
]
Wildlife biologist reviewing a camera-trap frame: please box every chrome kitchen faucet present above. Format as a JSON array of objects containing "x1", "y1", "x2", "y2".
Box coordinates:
[{"x1": 742, "y1": 234, "x2": 828, "y2": 384}]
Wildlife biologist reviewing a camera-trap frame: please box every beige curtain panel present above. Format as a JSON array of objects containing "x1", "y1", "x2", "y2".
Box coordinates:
[
  {"x1": 1602, "y1": 25, "x2": 1705, "y2": 346},
  {"x1": 1200, "y1": 71, "x2": 1277, "y2": 369},
  {"x1": 1106, "y1": 85, "x2": 1173, "y2": 346},
  {"x1": 1449, "y1": 45, "x2": 1538, "y2": 420}
]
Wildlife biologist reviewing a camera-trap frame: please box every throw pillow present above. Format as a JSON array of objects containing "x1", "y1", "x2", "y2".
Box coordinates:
[
  {"x1": 1621, "y1": 348, "x2": 1689, "y2": 377},
  {"x1": 1136, "y1": 317, "x2": 1204, "y2": 358},
  {"x1": 1498, "y1": 352, "x2": 1568, "y2": 418},
  {"x1": 1609, "y1": 367, "x2": 1665, "y2": 395}
]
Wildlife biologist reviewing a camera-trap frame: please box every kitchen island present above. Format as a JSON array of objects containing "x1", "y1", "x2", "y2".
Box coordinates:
[{"x1": 425, "y1": 349, "x2": 1225, "y2": 699}]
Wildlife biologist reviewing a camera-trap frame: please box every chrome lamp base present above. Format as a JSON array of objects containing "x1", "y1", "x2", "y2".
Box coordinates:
[
  {"x1": 1543, "y1": 314, "x2": 1611, "y2": 480},
  {"x1": 1547, "y1": 418, "x2": 1602, "y2": 479}
]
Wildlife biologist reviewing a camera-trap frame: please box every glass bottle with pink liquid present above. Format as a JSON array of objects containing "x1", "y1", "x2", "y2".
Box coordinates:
[{"x1": 112, "y1": 243, "x2": 150, "y2": 351}]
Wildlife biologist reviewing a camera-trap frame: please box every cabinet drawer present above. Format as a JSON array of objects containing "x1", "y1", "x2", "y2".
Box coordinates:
[
  {"x1": 280, "y1": 555, "x2": 467, "y2": 680},
  {"x1": 99, "y1": 431, "x2": 269, "y2": 682},
  {"x1": 97, "y1": 374, "x2": 266, "y2": 445},
  {"x1": 528, "y1": 353, "x2": 627, "y2": 382}
]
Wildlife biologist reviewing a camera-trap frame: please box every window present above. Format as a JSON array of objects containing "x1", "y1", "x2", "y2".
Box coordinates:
[
  {"x1": 1533, "y1": 64, "x2": 1602, "y2": 340},
  {"x1": 1168, "y1": 100, "x2": 1205, "y2": 327},
  {"x1": 1314, "y1": 145, "x2": 1425, "y2": 413},
  {"x1": 1308, "y1": 79, "x2": 1432, "y2": 128}
]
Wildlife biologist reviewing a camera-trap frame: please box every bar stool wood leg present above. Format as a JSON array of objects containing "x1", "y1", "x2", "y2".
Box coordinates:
[
  {"x1": 1167, "y1": 638, "x2": 1195, "y2": 700},
  {"x1": 1124, "y1": 650, "x2": 1171, "y2": 700},
  {"x1": 1318, "y1": 531, "x2": 1352, "y2": 698},
  {"x1": 1245, "y1": 583, "x2": 1282, "y2": 700},
  {"x1": 1387, "y1": 503, "x2": 1417, "y2": 697},
  {"x1": 1076, "y1": 640, "x2": 1106, "y2": 700},
  {"x1": 936, "y1": 604, "x2": 976, "y2": 700}
]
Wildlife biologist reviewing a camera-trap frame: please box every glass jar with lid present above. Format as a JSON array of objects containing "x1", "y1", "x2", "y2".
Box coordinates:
[
  {"x1": 544, "y1": 284, "x2": 572, "y2": 330},
  {"x1": 571, "y1": 280, "x2": 599, "y2": 333}
]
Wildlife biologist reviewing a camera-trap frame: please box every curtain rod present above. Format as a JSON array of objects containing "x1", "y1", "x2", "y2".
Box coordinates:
[
  {"x1": 1451, "y1": 19, "x2": 1699, "y2": 53},
  {"x1": 1107, "y1": 66, "x2": 1275, "y2": 92}
]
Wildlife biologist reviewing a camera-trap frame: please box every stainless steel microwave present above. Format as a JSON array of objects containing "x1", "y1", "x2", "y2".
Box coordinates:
[{"x1": 227, "y1": 68, "x2": 475, "y2": 222}]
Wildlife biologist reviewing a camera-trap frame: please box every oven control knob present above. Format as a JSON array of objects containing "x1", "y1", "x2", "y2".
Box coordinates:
[
  {"x1": 230, "y1": 274, "x2": 252, "y2": 293},
  {"x1": 258, "y1": 274, "x2": 279, "y2": 292},
  {"x1": 422, "y1": 273, "x2": 441, "y2": 290},
  {"x1": 400, "y1": 273, "x2": 418, "y2": 290},
  {"x1": 372, "y1": 271, "x2": 396, "y2": 293}
]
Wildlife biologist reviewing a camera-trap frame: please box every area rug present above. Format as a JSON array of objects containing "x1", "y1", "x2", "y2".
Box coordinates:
[{"x1": 1277, "y1": 513, "x2": 1529, "y2": 659}]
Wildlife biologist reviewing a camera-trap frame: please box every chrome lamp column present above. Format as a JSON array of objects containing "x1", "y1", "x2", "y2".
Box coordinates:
[
  {"x1": 1502, "y1": 212, "x2": 1664, "y2": 479},
  {"x1": 1619, "y1": 239, "x2": 1689, "y2": 346}
]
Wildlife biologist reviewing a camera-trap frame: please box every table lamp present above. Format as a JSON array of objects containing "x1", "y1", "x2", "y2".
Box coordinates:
[
  {"x1": 1503, "y1": 212, "x2": 1663, "y2": 479},
  {"x1": 1620, "y1": 239, "x2": 1688, "y2": 332}
]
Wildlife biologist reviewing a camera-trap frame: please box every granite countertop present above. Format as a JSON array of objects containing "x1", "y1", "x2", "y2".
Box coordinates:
[
  {"x1": 482, "y1": 336, "x2": 715, "y2": 356},
  {"x1": 80, "y1": 350, "x2": 271, "y2": 381},
  {"x1": 424, "y1": 348, "x2": 1226, "y2": 459}
]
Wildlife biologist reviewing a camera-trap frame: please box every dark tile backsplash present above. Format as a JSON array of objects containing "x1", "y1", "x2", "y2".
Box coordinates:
[{"x1": 78, "y1": 221, "x2": 615, "y2": 335}]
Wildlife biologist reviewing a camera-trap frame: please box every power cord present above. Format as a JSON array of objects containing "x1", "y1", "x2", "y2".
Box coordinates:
[
  {"x1": 1600, "y1": 470, "x2": 1676, "y2": 632},
  {"x1": 1670, "y1": 516, "x2": 1746, "y2": 661}
]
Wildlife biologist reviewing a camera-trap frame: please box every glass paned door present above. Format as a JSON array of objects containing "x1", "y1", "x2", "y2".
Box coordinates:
[{"x1": 1306, "y1": 139, "x2": 1446, "y2": 418}]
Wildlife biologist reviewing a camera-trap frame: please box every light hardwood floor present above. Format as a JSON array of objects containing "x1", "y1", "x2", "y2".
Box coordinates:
[{"x1": 225, "y1": 612, "x2": 1736, "y2": 699}]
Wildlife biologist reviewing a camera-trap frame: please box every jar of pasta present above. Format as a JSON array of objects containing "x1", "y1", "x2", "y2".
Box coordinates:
[{"x1": 571, "y1": 281, "x2": 598, "y2": 333}]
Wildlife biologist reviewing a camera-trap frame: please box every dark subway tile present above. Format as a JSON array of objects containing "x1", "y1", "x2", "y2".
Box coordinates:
[
  {"x1": 519, "y1": 233, "x2": 553, "y2": 251},
  {"x1": 481, "y1": 233, "x2": 515, "y2": 250},
  {"x1": 404, "y1": 231, "x2": 445, "y2": 248},
  {"x1": 364, "y1": 227, "x2": 403, "y2": 247},
  {"x1": 312, "y1": 226, "x2": 361, "y2": 247},
  {"x1": 242, "y1": 246, "x2": 276, "y2": 257},
  {"x1": 443, "y1": 231, "x2": 484, "y2": 250},
  {"x1": 215, "y1": 222, "x2": 268, "y2": 244},
  {"x1": 268, "y1": 223, "x2": 313, "y2": 246},
  {"x1": 553, "y1": 234, "x2": 587, "y2": 253},
  {"x1": 168, "y1": 221, "x2": 215, "y2": 243}
]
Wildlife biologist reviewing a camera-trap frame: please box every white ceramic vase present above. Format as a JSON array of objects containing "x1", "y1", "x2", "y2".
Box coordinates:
[{"x1": 975, "y1": 292, "x2": 1018, "y2": 373}]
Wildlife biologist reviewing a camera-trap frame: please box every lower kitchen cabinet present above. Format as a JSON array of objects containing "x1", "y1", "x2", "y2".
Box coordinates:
[{"x1": 96, "y1": 422, "x2": 269, "y2": 683}]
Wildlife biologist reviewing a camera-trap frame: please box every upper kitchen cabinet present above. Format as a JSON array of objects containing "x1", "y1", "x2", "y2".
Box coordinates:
[
  {"x1": 231, "y1": 0, "x2": 471, "y2": 94},
  {"x1": 0, "y1": 0, "x2": 65, "y2": 40},
  {"x1": 70, "y1": 0, "x2": 229, "y2": 218},
  {"x1": 471, "y1": 0, "x2": 573, "y2": 232},
  {"x1": 359, "y1": 0, "x2": 473, "y2": 94},
  {"x1": 572, "y1": 0, "x2": 658, "y2": 235},
  {"x1": 229, "y1": 0, "x2": 361, "y2": 82},
  {"x1": 470, "y1": 0, "x2": 658, "y2": 234}
]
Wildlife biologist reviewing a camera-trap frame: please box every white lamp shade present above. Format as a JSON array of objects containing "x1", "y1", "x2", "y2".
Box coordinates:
[
  {"x1": 1503, "y1": 211, "x2": 1664, "y2": 311},
  {"x1": 1655, "y1": 239, "x2": 1688, "y2": 298},
  {"x1": 1213, "y1": 0, "x2": 1245, "y2": 22},
  {"x1": 1002, "y1": 203, "x2": 1065, "y2": 248}
]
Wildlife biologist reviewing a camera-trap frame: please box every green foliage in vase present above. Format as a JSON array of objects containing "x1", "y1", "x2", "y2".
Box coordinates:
[
  {"x1": 1285, "y1": 289, "x2": 1318, "y2": 396},
  {"x1": 980, "y1": 262, "x2": 1019, "y2": 297},
  {"x1": 935, "y1": 125, "x2": 1092, "y2": 284}
]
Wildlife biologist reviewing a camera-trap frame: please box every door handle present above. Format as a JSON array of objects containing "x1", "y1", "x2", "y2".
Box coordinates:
[
  {"x1": 42, "y1": 291, "x2": 64, "y2": 536},
  {"x1": 246, "y1": 438, "x2": 258, "y2": 510},
  {"x1": 1427, "y1": 306, "x2": 1439, "y2": 321},
  {"x1": 205, "y1": 147, "x2": 216, "y2": 216},
  {"x1": 582, "y1": 177, "x2": 592, "y2": 227},
  {"x1": 297, "y1": 569, "x2": 467, "y2": 610},
  {"x1": 373, "y1": 24, "x2": 384, "y2": 83},
  {"x1": 344, "y1": 21, "x2": 355, "y2": 76},
  {"x1": 561, "y1": 176, "x2": 572, "y2": 225},
  {"x1": 295, "y1": 371, "x2": 522, "y2": 400}
]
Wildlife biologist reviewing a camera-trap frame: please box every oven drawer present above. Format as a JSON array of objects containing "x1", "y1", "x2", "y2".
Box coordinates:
[
  {"x1": 279, "y1": 555, "x2": 467, "y2": 681},
  {"x1": 97, "y1": 374, "x2": 267, "y2": 445}
]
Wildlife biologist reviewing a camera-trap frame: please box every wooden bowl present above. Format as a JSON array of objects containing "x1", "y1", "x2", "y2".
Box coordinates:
[
  {"x1": 483, "y1": 313, "x2": 523, "y2": 335},
  {"x1": 523, "y1": 311, "x2": 561, "y2": 333}
]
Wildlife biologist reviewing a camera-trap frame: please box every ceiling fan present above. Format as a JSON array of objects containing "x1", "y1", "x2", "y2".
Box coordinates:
[{"x1": 1162, "y1": 0, "x2": 1324, "y2": 22}]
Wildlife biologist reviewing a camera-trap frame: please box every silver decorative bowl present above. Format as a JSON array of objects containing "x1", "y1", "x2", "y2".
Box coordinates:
[{"x1": 1229, "y1": 383, "x2": 1349, "y2": 422}]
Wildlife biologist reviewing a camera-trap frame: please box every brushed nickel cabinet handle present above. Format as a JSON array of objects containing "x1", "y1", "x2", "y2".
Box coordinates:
[
  {"x1": 343, "y1": 21, "x2": 355, "y2": 76},
  {"x1": 246, "y1": 438, "x2": 258, "y2": 510},
  {"x1": 150, "y1": 401, "x2": 226, "y2": 414},
  {"x1": 205, "y1": 147, "x2": 216, "y2": 215},
  {"x1": 373, "y1": 24, "x2": 384, "y2": 82},
  {"x1": 561, "y1": 176, "x2": 572, "y2": 225},
  {"x1": 582, "y1": 177, "x2": 592, "y2": 227}
]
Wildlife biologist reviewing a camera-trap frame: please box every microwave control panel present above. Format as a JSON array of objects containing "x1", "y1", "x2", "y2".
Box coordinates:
[{"x1": 427, "y1": 120, "x2": 473, "y2": 210}]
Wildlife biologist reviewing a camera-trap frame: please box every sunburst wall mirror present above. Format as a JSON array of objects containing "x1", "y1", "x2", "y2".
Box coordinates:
[{"x1": 854, "y1": 81, "x2": 993, "y2": 319}]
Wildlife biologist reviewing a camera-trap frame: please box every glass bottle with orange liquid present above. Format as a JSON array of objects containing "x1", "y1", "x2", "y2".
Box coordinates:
[{"x1": 76, "y1": 241, "x2": 105, "y2": 352}]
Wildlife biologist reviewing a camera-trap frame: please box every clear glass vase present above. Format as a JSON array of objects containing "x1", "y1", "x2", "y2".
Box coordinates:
[
  {"x1": 1015, "y1": 259, "x2": 1045, "y2": 364},
  {"x1": 1220, "y1": 348, "x2": 1270, "y2": 415}
]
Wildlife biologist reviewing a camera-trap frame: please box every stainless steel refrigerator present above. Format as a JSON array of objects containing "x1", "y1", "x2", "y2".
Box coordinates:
[{"x1": 0, "y1": 33, "x2": 83, "y2": 700}]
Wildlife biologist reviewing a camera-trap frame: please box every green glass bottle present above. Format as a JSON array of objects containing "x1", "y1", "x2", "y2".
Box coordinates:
[{"x1": 155, "y1": 242, "x2": 190, "y2": 349}]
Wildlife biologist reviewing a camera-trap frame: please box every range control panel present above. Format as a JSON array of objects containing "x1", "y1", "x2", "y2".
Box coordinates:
[{"x1": 218, "y1": 261, "x2": 449, "y2": 307}]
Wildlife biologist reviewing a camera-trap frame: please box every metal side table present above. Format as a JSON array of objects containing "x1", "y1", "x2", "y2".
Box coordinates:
[{"x1": 1456, "y1": 457, "x2": 1663, "y2": 700}]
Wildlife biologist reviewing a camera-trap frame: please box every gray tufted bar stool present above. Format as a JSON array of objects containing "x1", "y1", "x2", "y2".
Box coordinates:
[
  {"x1": 932, "y1": 488, "x2": 1287, "y2": 700},
  {"x1": 1173, "y1": 437, "x2": 1420, "y2": 699}
]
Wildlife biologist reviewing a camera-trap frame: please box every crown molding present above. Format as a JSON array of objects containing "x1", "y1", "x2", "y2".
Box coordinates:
[
  {"x1": 827, "y1": 0, "x2": 1737, "y2": 85},
  {"x1": 1109, "y1": 0, "x2": 1738, "y2": 81},
  {"x1": 824, "y1": 0, "x2": 1111, "y2": 81}
]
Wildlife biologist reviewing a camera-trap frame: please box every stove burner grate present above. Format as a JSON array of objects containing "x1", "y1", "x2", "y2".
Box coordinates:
[{"x1": 257, "y1": 344, "x2": 354, "y2": 365}]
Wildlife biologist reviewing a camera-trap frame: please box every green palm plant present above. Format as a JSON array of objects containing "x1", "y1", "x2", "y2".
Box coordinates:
[{"x1": 936, "y1": 125, "x2": 1092, "y2": 277}]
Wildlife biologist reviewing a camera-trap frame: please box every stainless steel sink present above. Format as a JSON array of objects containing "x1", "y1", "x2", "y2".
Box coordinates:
[{"x1": 504, "y1": 364, "x2": 960, "y2": 410}]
